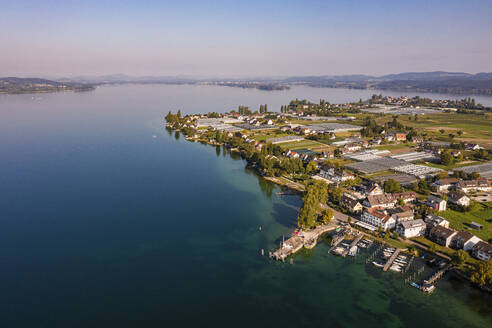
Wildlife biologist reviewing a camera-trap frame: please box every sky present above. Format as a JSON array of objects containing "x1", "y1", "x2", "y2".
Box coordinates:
[{"x1": 1, "y1": 0, "x2": 492, "y2": 77}]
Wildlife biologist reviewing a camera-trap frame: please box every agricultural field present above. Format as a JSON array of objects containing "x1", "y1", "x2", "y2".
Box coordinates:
[
  {"x1": 375, "y1": 113, "x2": 492, "y2": 148},
  {"x1": 439, "y1": 201, "x2": 492, "y2": 242},
  {"x1": 279, "y1": 139, "x2": 325, "y2": 150},
  {"x1": 252, "y1": 132, "x2": 290, "y2": 141}
]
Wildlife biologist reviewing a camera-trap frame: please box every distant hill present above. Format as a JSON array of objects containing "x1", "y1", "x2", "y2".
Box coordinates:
[
  {"x1": 281, "y1": 72, "x2": 492, "y2": 95},
  {"x1": 0, "y1": 77, "x2": 94, "y2": 94}
]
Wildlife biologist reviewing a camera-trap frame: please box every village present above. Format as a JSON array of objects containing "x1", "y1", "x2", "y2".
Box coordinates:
[{"x1": 164, "y1": 95, "x2": 492, "y2": 294}]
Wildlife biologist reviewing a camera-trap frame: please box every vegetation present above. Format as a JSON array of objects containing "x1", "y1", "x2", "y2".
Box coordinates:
[
  {"x1": 470, "y1": 260, "x2": 492, "y2": 289},
  {"x1": 297, "y1": 180, "x2": 329, "y2": 229}
]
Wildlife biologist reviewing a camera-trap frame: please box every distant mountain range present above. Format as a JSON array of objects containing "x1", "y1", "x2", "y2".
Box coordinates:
[{"x1": 3, "y1": 71, "x2": 492, "y2": 95}]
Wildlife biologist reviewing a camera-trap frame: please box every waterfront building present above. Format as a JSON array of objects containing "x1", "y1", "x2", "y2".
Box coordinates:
[
  {"x1": 472, "y1": 241, "x2": 492, "y2": 261},
  {"x1": 428, "y1": 225, "x2": 457, "y2": 247},
  {"x1": 360, "y1": 207, "x2": 396, "y2": 230},
  {"x1": 450, "y1": 231, "x2": 482, "y2": 251}
]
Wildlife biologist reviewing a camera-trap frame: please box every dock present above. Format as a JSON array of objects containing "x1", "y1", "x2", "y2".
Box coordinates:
[
  {"x1": 423, "y1": 264, "x2": 451, "y2": 285},
  {"x1": 383, "y1": 249, "x2": 401, "y2": 272},
  {"x1": 341, "y1": 233, "x2": 363, "y2": 257}
]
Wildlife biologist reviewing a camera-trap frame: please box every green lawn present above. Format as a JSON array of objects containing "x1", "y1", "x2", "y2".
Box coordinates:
[{"x1": 439, "y1": 202, "x2": 492, "y2": 242}]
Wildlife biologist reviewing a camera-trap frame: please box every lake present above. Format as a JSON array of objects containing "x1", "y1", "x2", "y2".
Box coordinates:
[{"x1": 0, "y1": 84, "x2": 491, "y2": 327}]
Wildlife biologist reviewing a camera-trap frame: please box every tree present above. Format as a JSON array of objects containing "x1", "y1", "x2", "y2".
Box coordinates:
[
  {"x1": 429, "y1": 243, "x2": 439, "y2": 253},
  {"x1": 384, "y1": 179, "x2": 401, "y2": 193},
  {"x1": 177, "y1": 109, "x2": 181, "y2": 119},
  {"x1": 439, "y1": 129, "x2": 445, "y2": 134},
  {"x1": 452, "y1": 250, "x2": 469, "y2": 267},
  {"x1": 440, "y1": 150, "x2": 454, "y2": 166},
  {"x1": 321, "y1": 209, "x2": 333, "y2": 224},
  {"x1": 305, "y1": 161, "x2": 317, "y2": 175},
  {"x1": 457, "y1": 130, "x2": 463, "y2": 136},
  {"x1": 470, "y1": 260, "x2": 492, "y2": 288}
]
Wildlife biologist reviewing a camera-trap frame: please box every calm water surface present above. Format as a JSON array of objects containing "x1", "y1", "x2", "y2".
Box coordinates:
[{"x1": 0, "y1": 85, "x2": 491, "y2": 327}]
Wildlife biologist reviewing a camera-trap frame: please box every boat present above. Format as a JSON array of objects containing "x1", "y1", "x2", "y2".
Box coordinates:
[
  {"x1": 421, "y1": 284, "x2": 435, "y2": 294},
  {"x1": 372, "y1": 261, "x2": 384, "y2": 268}
]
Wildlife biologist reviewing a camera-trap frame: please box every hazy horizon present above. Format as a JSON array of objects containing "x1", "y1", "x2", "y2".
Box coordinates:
[{"x1": 2, "y1": 0, "x2": 492, "y2": 77}]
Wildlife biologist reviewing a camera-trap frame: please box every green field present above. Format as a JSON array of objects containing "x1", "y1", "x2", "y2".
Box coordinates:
[
  {"x1": 375, "y1": 112, "x2": 492, "y2": 147},
  {"x1": 373, "y1": 144, "x2": 413, "y2": 151},
  {"x1": 439, "y1": 202, "x2": 492, "y2": 242},
  {"x1": 279, "y1": 139, "x2": 325, "y2": 150}
]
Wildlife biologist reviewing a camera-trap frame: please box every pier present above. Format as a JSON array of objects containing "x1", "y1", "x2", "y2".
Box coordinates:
[
  {"x1": 341, "y1": 233, "x2": 363, "y2": 257},
  {"x1": 424, "y1": 265, "x2": 451, "y2": 285},
  {"x1": 271, "y1": 224, "x2": 338, "y2": 261},
  {"x1": 383, "y1": 249, "x2": 401, "y2": 272}
]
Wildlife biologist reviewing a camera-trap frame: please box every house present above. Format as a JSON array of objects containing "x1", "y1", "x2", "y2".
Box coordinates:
[
  {"x1": 367, "y1": 182, "x2": 384, "y2": 196},
  {"x1": 472, "y1": 241, "x2": 492, "y2": 261},
  {"x1": 391, "y1": 209, "x2": 414, "y2": 224},
  {"x1": 426, "y1": 195, "x2": 447, "y2": 211},
  {"x1": 393, "y1": 192, "x2": 418, "y2": 204},
  {"x1": 457, "y1": 179, "x2": 491, "y2": 193},
  {"x1": 466, "y1": 143, "x2": 482, "y2": 151},
  {"x1": 341, "y1": 194, "x2": 363, "y2": 213},
  {"x1": 428, "y1": 225, "x2": 457, "y2": 247},
  {"x1": 450, "y1": 150, "x2": 461, "y2": 158},
  {"x1": 447, "y1": 191, "x2": 470, "y2": 207},
  {"x1": 363, "y1": 194, "x2": 396, "y2": 209},
  {"x1": 450, "y1": 231, "x2": 482, "y2": 251},
  {"x1": 433, "y1": 178, "x2": 459, "y2": 192},
  {"x1": 394, "y1": 132, "x2": 407, "y2": 141},
  {"x1": 360, "y1": 207, "x2": 396, "y2": 230},
  {"x1": 424, "y1": 214, "x2": 450, "y2": 230},
  {"x1": 319, "y1": 166, "x2": 354, "y2": 183},
  {"x1": 396, "y1": 219, "x2": 426, "y2": 238}
]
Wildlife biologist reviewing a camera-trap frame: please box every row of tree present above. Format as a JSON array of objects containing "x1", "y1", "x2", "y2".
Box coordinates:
[{"x1": 297, "y1": 180, "x2": 332, "y2": 229}]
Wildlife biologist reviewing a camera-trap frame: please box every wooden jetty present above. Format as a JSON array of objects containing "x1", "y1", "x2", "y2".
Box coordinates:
[
  {"x1": 383, "y1": 249, "x2": 401, "y2": 272},
  {"x1": 271, "y1": 224, "x2": 338, "y2": 261},
  {"x1": 341, "y1": 233, "x2": 363, "y2": 257},
  {"x1": 424, "y1": 264, "x2": 451, "y2": 285}
]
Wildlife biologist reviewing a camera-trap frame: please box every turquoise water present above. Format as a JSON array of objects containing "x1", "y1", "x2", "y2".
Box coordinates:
[{"x1": 0, "y1": 85, "x2": 491, "y2": 327}]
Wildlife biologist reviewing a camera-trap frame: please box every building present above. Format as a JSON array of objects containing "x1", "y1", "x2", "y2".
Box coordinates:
[
  {"x1": 360, "y1": 207, "x2": 396, "y2": 230},
  {"x1": 267, "y1": 135, "x2": 304, "y2": 144},
  {"x1": 391, "y1": 209, "x2": 415, "y2": 224},
  {"x1": 424, "y1": 214, "x2": 450, "y2": 231},
  {"x1": 426, "y1": 195, "x2": 447, "y2": 211},
  {"x1": 319, "y1": 166, "x2": 354, "y2": 183},
  {"x1": 457, "y1": 179, "x2": 491, "y2": 193},
  {"x1": 389, "y1": 132, "x2": 407, "y2": 141},
  {"x1": 393, "y1": 191, "x2": 418, "y2": 204},
  {"x1": 450, "y1": 231, "x2": 482, "y2": 251},
  {"x1": 363, "y1": 194, "x2": 396, "y2": 208},
  {"x1": 472, "y1": 241, "x2": 492, "y2": 261},
  {"x1": 447, "y1": 191, "x2": 471, "y2": 207},
  {"x1": 428, "y1": 225, "x2": 457, "y2": 247},
  {"x1": 341, "y1": 194, "x2": 363, "y2": 213},
  {"x1": 396, "y1": 219, "x2": 426, "y2": 238},
  {"x1": 433, "y1": 178, "x2": 459, "y2": 192}
]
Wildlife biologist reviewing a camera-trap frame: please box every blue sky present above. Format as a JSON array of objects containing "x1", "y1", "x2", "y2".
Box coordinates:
[{"x1": 1, "y1": 0, "x2": 491, "y2": 77}]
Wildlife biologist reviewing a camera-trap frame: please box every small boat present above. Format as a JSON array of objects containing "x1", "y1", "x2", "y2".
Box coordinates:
[
  {"x1": 421, "y1": 284, "x2": 435, "y2": 294},
  {"x1": 372, "y1": 261, "x2": 384, "y2": 268}
]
